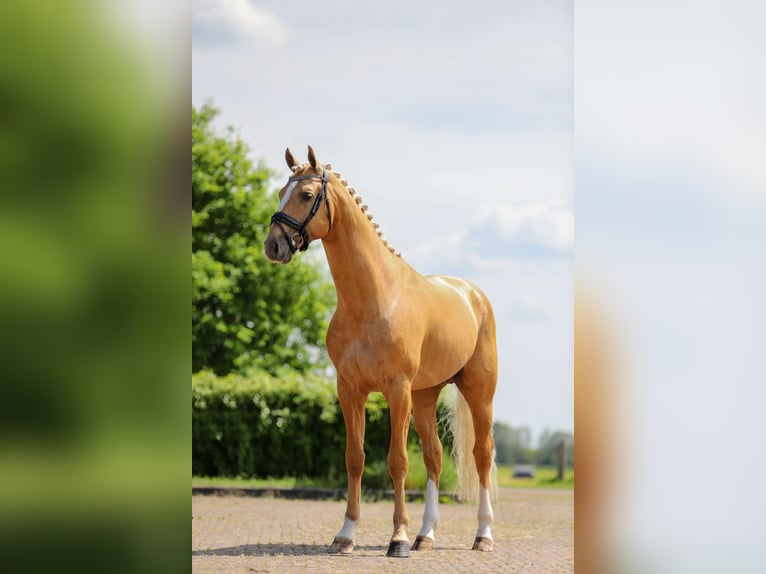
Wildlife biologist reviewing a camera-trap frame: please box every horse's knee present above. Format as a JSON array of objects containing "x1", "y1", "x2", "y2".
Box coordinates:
[
  {"x1": 346, "y1": 449, "x2": 365, "y2": 477},
  {"x1": 387, "y1": 448, "x2": 409, "y2": 477}
]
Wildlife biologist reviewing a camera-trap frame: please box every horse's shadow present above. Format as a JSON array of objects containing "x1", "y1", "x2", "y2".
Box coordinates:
[{"x1": 192, "y1": 543, "x2": 388, "y2": 557}]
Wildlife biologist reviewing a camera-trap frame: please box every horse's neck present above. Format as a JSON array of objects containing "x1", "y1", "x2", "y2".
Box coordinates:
[{"x1": 322, "y1": 200, "x2": 411, "y2": 317}]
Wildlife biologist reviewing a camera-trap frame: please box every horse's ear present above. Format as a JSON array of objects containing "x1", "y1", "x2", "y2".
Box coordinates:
[
  {"x1": 285, "y1": 147, "x2": 298, "y2": 170},
  {"x1": 307, "y1": 145, "x2": 318, "y2": 170}
]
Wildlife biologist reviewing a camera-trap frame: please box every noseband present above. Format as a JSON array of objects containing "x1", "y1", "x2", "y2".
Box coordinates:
[{"x1": 270, "y1": 169, "x2": 332, "y2": 253}]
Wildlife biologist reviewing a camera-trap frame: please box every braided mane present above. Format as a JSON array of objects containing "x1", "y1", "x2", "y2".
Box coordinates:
[{"x1": 293, "y1": 162, "x2": 401, "y2": 258}]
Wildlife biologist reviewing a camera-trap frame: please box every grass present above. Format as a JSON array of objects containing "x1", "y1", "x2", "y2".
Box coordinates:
[
  {"x1": 194, "y1": 464, "x2": 572, "y2": 491},
  {"x1": 496, "y1": 465, "x2": 574, "y2": 489},
  {"x1": 192, "y1": 475, "x2": 332, "y2": 489}
]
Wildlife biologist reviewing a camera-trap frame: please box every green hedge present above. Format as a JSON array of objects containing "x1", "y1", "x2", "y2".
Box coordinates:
[{"x1": 192, "y1": 370, "x2": 453, "y2": 483}]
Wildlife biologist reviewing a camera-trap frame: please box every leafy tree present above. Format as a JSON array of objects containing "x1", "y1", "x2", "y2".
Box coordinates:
[
  {"x1": 493, "y1": 422, "x2": 535, "y2": 465},
  {"x1": 192, "y1": 103, "x2": 336, "y2": 375},
  {"x1": 536, "y1": 428, "x2": 574, "y2": 468}
]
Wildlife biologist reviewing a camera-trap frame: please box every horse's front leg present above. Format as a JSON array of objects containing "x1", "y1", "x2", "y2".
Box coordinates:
[
  {"x1": 328, "y1": 381, "x2": 368, "y2": 555},
  {"x1": 385, "y1": 383, "x2": 412, "y2": 558}
]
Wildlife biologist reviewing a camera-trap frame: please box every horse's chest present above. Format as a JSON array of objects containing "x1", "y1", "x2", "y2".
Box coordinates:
[{"x1": 326, "y1": 317, "x2": 416, "y2": 383}]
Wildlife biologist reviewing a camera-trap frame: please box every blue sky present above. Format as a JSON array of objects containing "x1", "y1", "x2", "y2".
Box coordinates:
[{"x1": 192, "y1": 0, "x2": 574, "y2": 441}]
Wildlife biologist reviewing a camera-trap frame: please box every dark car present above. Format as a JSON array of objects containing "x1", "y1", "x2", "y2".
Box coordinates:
[{"x1": 512, "y1": 465, "x2": 536, "y2": 478}]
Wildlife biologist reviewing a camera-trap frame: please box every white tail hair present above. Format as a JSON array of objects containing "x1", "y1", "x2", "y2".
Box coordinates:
[{"x1": 445, "y1": 385, "x2": 497, "y2": 502}]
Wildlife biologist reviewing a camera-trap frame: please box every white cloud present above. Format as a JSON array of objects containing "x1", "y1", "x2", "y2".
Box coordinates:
[
  {"x1": 475, "y1": 200, "x2": 574, "y2": 254},
  {"x1": 192, "y1": 0, "x2": 286, "y2": 45},
  {"x1": 408, "y1": 199, "x2": 573, "y2": 274}
]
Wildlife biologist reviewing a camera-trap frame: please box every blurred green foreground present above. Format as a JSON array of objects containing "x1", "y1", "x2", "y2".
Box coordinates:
[{"x1": 0, "y1": 2, "x2": 188, "y2": 573}]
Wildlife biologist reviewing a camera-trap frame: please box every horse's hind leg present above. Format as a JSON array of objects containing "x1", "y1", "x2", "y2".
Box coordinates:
[
  {"x1": 411, "y1": 384, "x2": 447, "y2": 551},
  {"x1": 456, "y1": 327, "x2": 498, "y2": 552}
]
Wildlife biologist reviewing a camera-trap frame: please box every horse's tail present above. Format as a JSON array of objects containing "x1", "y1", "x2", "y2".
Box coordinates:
[{"x1": 447, "y1": 385, "x2": 497, "y2": 502}]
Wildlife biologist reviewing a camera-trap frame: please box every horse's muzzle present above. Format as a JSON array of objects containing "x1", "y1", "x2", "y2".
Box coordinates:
[{"x1": 264, "y1": 234, "x2": 293, "y2": 264}]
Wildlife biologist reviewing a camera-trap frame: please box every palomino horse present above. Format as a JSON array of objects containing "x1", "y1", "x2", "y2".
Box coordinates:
[{"x1": 265, "y1": 146, "x2": 498, "y2": 558}]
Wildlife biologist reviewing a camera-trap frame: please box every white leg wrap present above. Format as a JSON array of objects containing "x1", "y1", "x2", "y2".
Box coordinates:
[
  {"x1": 417, "y1": 479, "x2": 440, "y2": 539},
  {"x1": 476, "y1": 486, "x2": 494, "y2": 540}
]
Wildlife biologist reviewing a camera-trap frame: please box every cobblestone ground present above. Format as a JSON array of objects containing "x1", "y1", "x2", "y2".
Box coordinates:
[{"x1": 192, "y1": 487, "x2": 573, "y2": 573}]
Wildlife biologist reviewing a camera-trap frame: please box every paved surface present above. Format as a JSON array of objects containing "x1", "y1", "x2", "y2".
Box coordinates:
[{"x1": 192, "y1": 487, "x2": 573, "y2": 573}]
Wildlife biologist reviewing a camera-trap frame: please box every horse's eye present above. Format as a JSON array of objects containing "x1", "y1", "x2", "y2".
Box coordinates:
[{"x1": 301, "y1": 191, "x2": 314, "y2": 201}]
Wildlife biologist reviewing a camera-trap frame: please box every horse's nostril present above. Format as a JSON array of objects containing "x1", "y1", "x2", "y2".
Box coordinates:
[{"x1": 266, "y1": 238, "x2": 279, "y2": 259}]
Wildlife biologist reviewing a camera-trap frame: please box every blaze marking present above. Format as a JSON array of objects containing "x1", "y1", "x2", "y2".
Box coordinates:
[{"x1": 279, "y1": 181, "x2": 298, "y2": 211}]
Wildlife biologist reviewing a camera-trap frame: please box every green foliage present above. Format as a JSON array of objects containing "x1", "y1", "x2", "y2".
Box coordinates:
[
  {"x1": 493, "y1": 422, "x2": 536, "y2": 465},
  {"x1": 361, "y1": 459, "x2": 392, "y2": 490},
  {"x1": 494, "y1": 422, "x2": 575, "y2": 469},
  {"x1": 354, "y1": 442, "x2": 458, "y2": 492},
  {"x1": 193, "y1": 370, "x2": 345, "y2": 479},
  {"x1": 193, "y1": 371, "x2": 456, "y2": 484},
  {"x1": 0, "y1": 3, "x2": 190, "y2": 573},
  {"x1": 192, "y1": 104, "x2": 336, "y2": 375},
  {"x1": 193, "y1": 370, "x2": 396, "y2": 480},
  {"x1": 404, "y1": 442, "x2": 458, "y2": 492},
  {"x1": 536, "y1": 428, "x2": 574, "y2": 468}
]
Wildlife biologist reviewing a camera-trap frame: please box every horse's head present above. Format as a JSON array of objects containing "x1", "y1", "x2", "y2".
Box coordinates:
[{"x1": 265, "y1": 145, "x2": 334, "y2": 263}]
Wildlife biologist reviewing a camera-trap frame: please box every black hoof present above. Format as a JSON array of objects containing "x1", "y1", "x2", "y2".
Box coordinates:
[
  {"x1": 472, "y1": 536, "x2": 494, "y2": 552},
  {"x1": 411, "y1": 535, "x2": 434, "y2": 551},
  {"x1": 386, "y1": 540, "x2": 411, "y2": 558}
]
